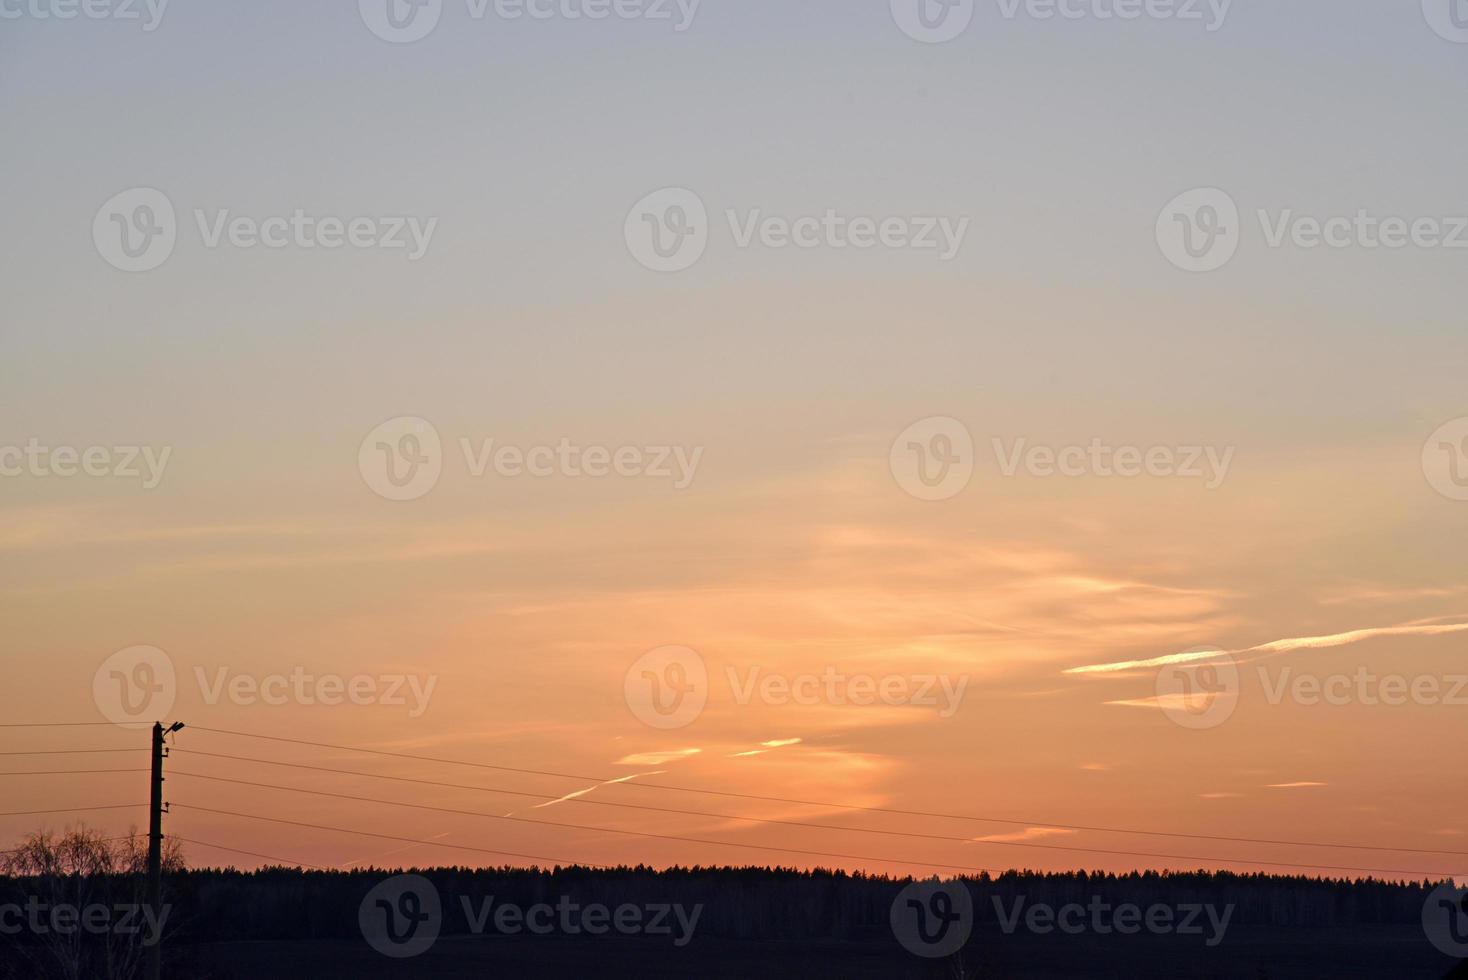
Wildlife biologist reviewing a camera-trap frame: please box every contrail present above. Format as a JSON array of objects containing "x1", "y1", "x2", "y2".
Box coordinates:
[{"x1": 1064, "y1": 619, "x2": 1468, "y2": 675}]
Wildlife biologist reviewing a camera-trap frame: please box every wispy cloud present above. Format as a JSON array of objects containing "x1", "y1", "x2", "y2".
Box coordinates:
[
  {"x1": 613, "y1": 749, "x2": 701, "y2": 766},
  {"x1": 527, "y1": 771, "x2": 667, "y2": 812},
  {"x1": 1065, "y1": 619, "x2": 1468, "y2": 676},
  {"x1": 1251, "y1": 623, "x2": 1468, "y2": 654},
  {"x1": 1103, "y1": 693, "x2": 1217, "y2": 712},
  {"x1": 730, "y1": 738, "x2": 803, "y2": 757},
  {"x1": 1267, "y1": 782, "x2": 1327, "y2": 789},
  {"x1": 970, "y1": 827, "x2": 1077, "y2": 844}
]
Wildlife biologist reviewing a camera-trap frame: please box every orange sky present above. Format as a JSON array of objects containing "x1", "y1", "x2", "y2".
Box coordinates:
[{"x1": 6, "y1": 425, "x2": 1467, "y2": 883}]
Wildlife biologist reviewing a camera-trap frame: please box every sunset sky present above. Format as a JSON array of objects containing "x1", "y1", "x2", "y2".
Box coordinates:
[{"x1": 3, "y1": 0, "x2": 1467, "y2": 882}]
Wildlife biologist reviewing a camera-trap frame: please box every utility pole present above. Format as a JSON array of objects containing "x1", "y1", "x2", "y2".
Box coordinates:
[{"x1": 147, "y1": 720, "x2": 184, "y2": 980}]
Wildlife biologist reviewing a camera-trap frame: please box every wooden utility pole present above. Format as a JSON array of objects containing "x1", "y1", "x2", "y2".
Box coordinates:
[{"x1": 147, "y1": 720, "x2": 183, "y2": 980}]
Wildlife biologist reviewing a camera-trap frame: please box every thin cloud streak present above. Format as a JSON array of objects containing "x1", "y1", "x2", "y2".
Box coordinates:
[{"x1": 1064, "y1": 619, "x2": 1468, "y2": 675}]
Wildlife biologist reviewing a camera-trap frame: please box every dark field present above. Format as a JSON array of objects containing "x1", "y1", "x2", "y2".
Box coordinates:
[
  {"x1": 6, "y1": 867, "x2": 1466, "y2": 979},
  {"x1": 180, "y1": 926, "x2": 1460, "y2": 979}
]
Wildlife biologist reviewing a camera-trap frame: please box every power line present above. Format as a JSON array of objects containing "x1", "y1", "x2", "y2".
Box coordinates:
[
  {"x1": 176, "y1": 749, "x2": 1013, "y2": 847},
  {"x1": 175, "y1": 749, "x2": 1468, "y2": 866},
  {"x1": 0, "y1": 769, "x2": 151, "y2": 777},
  {"x1": 170, "y1": 804, "x2": 608, "y2": 869},
  {"x1": 181, "y1": 728, "x2": 1468, "y2": 860},
  {"x1": 171, "y1": 836, "x2": 329, "y2": 871},
  {"x1": 0, "y1": 749, "x2": 146, "y2": 756},
  {"x1": 169, "y1": 771, "x2": 1458, "y2": 879},
  {"x1": 0, "y1": 804, "x2": 149, "y2": 817},
  {"x1": 2, "y1": 835, "x2": 136, "y2": 856},
  {"x1": 0, "y1": 722, "x2": 126, "y2": 728}
]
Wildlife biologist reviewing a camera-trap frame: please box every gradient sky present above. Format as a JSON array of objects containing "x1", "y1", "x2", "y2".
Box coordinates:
[{"x1": 3, "y1": 0, "x2": 1467, "y2": 881}]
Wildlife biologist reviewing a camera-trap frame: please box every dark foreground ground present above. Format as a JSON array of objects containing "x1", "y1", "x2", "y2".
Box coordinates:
[
  {"x1": 5, "y1": 867, "x2": 1466, "y2": 978},
  {"x1": 178, "y1": 926, "x2": 1463, "y2": 979}
]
